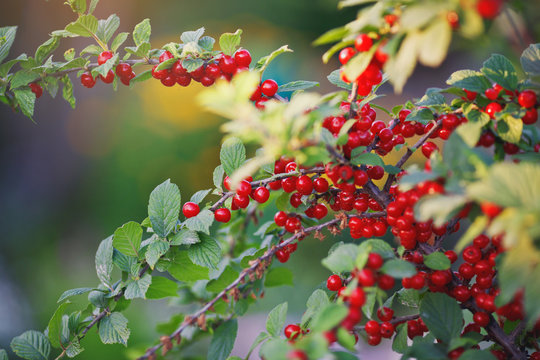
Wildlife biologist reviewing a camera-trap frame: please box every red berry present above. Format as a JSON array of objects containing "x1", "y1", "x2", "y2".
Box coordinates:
[
  {"x1": 274, "y1": 211, "x2": 288, "y2": 226},
  {"x1": 367, "y1": 253, "x2": 384, "y2": 270},
  {"x1": 365, "y1": 320, "x2": 380, "y2": 336},
  {"x1": 115, "y1": 63, "x2": 132, "y2": 79},
  {"x1": 80, "y1": 72, "x2": 96, "y2": 88},
  {"x1": 377, "y1": 307, "x2": 394, "y2": 322},
  {"x1": 477, "y1": 0, "x2": 503, "y2": 19},
  {"x1": 261, "y1": 79, "x2": 279, "y2": 97},
  {"x1": 355, "y1": 34, "x2": 373, "y2": 52},
  {"x1": 284, "y1": 324, "x2": 301, "y2": 340},
  {"x1": 159, "y1": 50, "x2": 173, "y2": 63},
  {"x1": 99, "y1": 70, "x2": 115, "y2": 84},
  {"x1": 219, "y1": 55, "x2": 237, "y2": 74},
  {"x1": 326, "y1": 275, "x2": 342, "y2": 291},
  {"x1": 98, "y1": 51, "x2": 113, "y2": 65},
  {"x1": 253, "y1": 187, "x2": 270, "y2": 203},
  {"x1": 473, "y1": 311, "x2": 490, "y2": 327},
  {"x1": 214, "y1": 208, "x2": 231, "y2": 223},
  {"x1": 182, "y1": 202, "x2": 200, "y2": 218},
  {"x1": 29, "y1": 83, "x2": 43, "y2": 98},
  {"x1": 234, "y1": 49, "x2": 252, "y2": 67},
  {"x1": 339, "y1": 47, "x2": 356, "y2": 65},
  {"x1": 285, "y1": 217, "x2": 301, "y2": 233},
  {"x1": 518, "y1": 90, "x2": 537, "y2": 108}
]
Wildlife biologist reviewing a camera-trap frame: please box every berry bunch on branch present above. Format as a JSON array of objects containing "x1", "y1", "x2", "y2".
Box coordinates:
[{"x1": 1, "y1": 0, "x2": 540, "y2": 360}]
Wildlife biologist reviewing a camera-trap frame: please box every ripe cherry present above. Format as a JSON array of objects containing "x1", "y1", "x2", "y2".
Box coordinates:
[
  {"x1": 234, "y1": 49, "x2": 252, "y2": 67},
  {"x1": 284, "y1": 324, "x2": 301, "y2": 340},
  {"x1": 98, "y1": 51, "x2": 113, "y2": 65},
  {"x1": 80, "y1": 72, "x2": 96, "y2": 88},
  {"x1": 326, "y1": 275, "x2": 342, "y2": 291},
  {"x1": 214, "y1": 208, "x2": 231, "y2": 223},
  {"x1": 261, "y1": 79, "x2": 279, "y2": 97},
  {"x1": 182, "y1": 202, "x2": 200, "y2": 218}
]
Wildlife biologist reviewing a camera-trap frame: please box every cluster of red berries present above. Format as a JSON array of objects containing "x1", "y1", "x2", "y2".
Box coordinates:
[
  {"x1": 338, "y1": 34, "x2": 387, "y2": 96},
  {"x1": 151, "y1": 49, "x2": 252, "y2": 88}
]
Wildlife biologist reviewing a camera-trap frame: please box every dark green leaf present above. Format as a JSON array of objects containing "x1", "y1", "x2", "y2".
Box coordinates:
[
  {"x1": 113, "y1": 221, "x2": 142, "y2": 257},
  {"x1": 10, "y1": 331, "x2": 50, "y2": 360},
  {"x1": 220, "y1": 137, "x2": 246, "y2": 177},
  {"x1": 264, "y1": 267, "x2": 293, "y2": 287},
  {"x1": 98, "y1": 312, "x2": 130, "y2": 346},
  {"x1": 420, "y1": 292, "x2": 463, "y2": 343},
  {"x1": 188, "y1": 233, "x2": 221, "y2": 269},
  {"x1": 481, "y1": 54, "x2": 518, "y2": 90},
  {"x1": 208, "y1": 319, "x2": 237, "y2": 360},
  {"x1": 146, "y1": 276, "x2": 178, "y2": 299},
  {"x1": 148, "y1": 179, "x2": 181, "y2": 238},
  {"x1": 266, "y1": 302, "x2": 288, "y2": 337},
  {"x1": 424, "y1": 252, "x2": 451, "y2": 270}
]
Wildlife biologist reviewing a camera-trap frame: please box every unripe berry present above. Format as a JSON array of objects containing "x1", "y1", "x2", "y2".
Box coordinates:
[{"x1": 182, "y1": 202, "x2": 200, "y2": 218}]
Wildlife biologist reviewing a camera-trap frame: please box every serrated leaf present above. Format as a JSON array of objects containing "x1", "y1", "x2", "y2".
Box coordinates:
[
  {"x1": 184, "y1": 209, "x2": 214, "y2": 235},
  {"x1": 170, "y1": 228, "x2": 200, "y2": 245},
  {"x1": 266, "y1": 302, "x2": 288, "y2": 337},
  {"x1": 219, "y1": 29, "x2": 242, "y2": 56},
  {"x1": 254, "y1": 45, "x2": 293, "y2": 73},
  {"x1": 380, "y1": 259, "x2": 416, "y2": 278},
  {"x1": 95, "y1": 236, "x2": 113, "y2": 287},
  {"x1": 424, "y1": 252, "x2": 451, "y2": 270},
  {"x1": 98, "y1": 312, "x2": 130, "y2": 346},
  {"x1": 481, "y1": 54, "x2": 518, "y2": 90},
  {"x1": 420, "y1": 292, "x2": 463, "y2": 343},
  {"x1": 146, "y1": 276, "x2": 178, "y2": 299},
  {"x1": 208, "y1": 319, "x2": 237, "y2": 360},
  {"x1": 124, "y1": 273, "x2": 152, "y2": 299},
  {"x1": 10, "y1": 331, "x2": 50, "y2": 360},
  {"x1": 47, "y1": 302, "x2": 71, "y2": 348},
  {"x1": 145, "y1": 240, "x2": 170, "y2": 269},
  {"x1": 220, "y1": 137, "x2": 246, "y2": 177},
  {"x1": 148, "y1": 179, "x2": 181, "y2": 238},
  {"x1": 264, "y1": 267, "x2": 293, "y2": 287},
  {"x1": 113, "y1": 221, "x2": 142, "y2": 257},
  {"x1": 65, "y1": 15, "x2": 98, "y2": 38},
  {"x1": 133, "y1": 19, "x2": 151, "y2": 47},
  {"x1": 446, "y1": 70, "x2": 491, "y2": 93},
  {"x1": 57, "y1": 288, "x2": 95, "y2": 303},
  {"x1": 521, "y1": 43, "x2": 540, "y2": 75},
  {"x1": 0, "y1": 26, "x2": 17, "y2": 64},
  {"x1": 188, "y1": 233, "x2": 220, "y2": 269}
]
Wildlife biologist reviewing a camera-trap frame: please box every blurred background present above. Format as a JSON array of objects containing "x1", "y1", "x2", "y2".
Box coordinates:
[{"x1": 0, "y1": 0, "x2": 538, "y2": 358}]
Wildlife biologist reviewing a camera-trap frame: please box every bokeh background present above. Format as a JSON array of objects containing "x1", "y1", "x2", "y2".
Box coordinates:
[{"x1": 0, "y1": 0, "x2": 538, "y2": 359}]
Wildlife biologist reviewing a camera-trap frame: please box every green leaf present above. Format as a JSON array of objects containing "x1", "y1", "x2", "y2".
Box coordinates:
[
  {"x1": 420, "y1": 293, "x2": 463, "y2": 343},
  {"x1": 392, "y1": 324, "x2": 408, "y2": 354},
  {"x1": 446, "y1": 70, "x2": 491, "y2": 93},
  {"x1": 47, "y1": 302, "x2": 71, "y2": 348},
  {"x1": 322, "y1": 243, "x2": 358, "y2": 273},
  {"x1": 113, "y1": 221, "x2": 142, "y2": 257},
  {"x1": 65, "y1": 15, "x2": 98, "y2": 38},
  {"x1": 380, "y1": 259, "x2": 416, "y2": 278},
  {"x1": 146, "y1": 276, "x2": 178, "y2": 299},
  {"x1": 124, "y1": 273, "x2": 152, "y2": 299},
  {"x1": 61, "y1": 75, "x2": 76, "y2": 109},
  {"x1": 219, "y1": 29, "x2": 242, "y2": 56},
  {"x1": 148, "y1": 179, "x2": 181, "y2": 238},
  {"x1": 481, "y1": 54, "x2": 518, "y2": 90},
  {"x1": 35, "y1": 36, "x2": 60, "y2": 64},
  {"x1": 207, "y1": 266, "x2": 238, "y2": 293},
  {"x1": 521, "y1": 43, "x2": 540, "y2": 75},
  {"x1": 168, "y1": 250, "x2": 209, "y2": 282},
  {"x1": 264, "y1": 267, "x2": 293, "y2": 287},
  {"x1": 57, "y1": 288, "x2": 95, "y2": 303},
  {"x1": 220, "y1": 137, "x2": 246, "y2": 177},
  {"x1": 312, "y1": 26, "x2": 347, "y2": 46},
  {"x1": 13, "y1": 89, "x2": 35, "y2": 119},
  {"x1": 188, "y1": 233, "x2": 221, "y2": 269},
  {"x1": 10, "y1": 331, "x2": 50, "y2": 360},
  {"x1": 111, "y1": 32, "x2": 129, "y2": 52},
  {"x1": 98, "y1": 312, "x2": 130, "y2": 346},
  {"x1": 208, "y1": 319, "x2": 237, "y2": 360},
  {"x1": 184, "y1": 209, "x2": 214, "y2": 235},
  {"x1": 0, "y1": 26, "x2": 17, "y2": 63},
  {"x1": 424, "y1": 252, "x2": 451, "y2": 270},
  {"x1": 95, "y1": 236, "x2": 114, "y2": 287},
  {"x1": 170, "y1": 228, "x2": 200, "y2": 245},
  {"x1": 97, "y1": 14, "x2": 120, "y2": 44},
  {"x1": 266, "y1": 302, "x2": 288, "y2": 337},
  {"x1": 133, "y1": 19, "x2": 151, "y2": 47},
  {"x1": 327, "y1": 69, "x2": 352, "y2": 90},
  {"x1": 145, "y1": 240, "x2": 170, "y2": 269},
  {"x1": 278, "y1": 81, "x2": 319, "y2": 93},
  {"x1": 459, "y1": 350, "x2": 496, "y2": 360},
  {"x1": 311, "y1": 303, "x2": 348, "y2": 332},
  {"x1": 254, "y1": 45, "x2": 293, "y2": 73}
]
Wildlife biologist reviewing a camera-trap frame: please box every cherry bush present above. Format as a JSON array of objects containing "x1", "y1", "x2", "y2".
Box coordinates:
[{"x1": 1, "y1": 0, "x2": 540, "y2": 359}]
